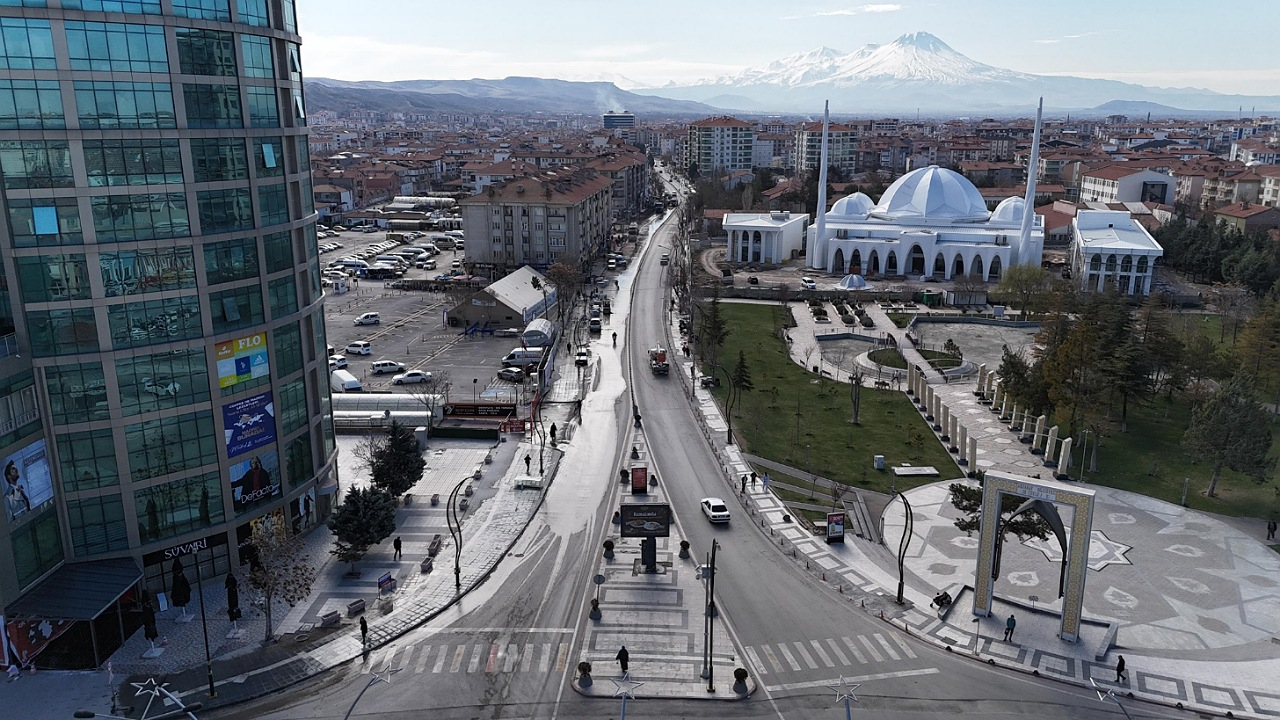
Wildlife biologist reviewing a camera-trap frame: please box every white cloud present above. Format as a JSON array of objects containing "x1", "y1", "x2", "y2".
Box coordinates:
[
  {"x1": 573, "y1": 44, "x2": 656, "y2": 60},
  {"x1": 784, "y1": 3, "x2": 903, "y2": 20}
]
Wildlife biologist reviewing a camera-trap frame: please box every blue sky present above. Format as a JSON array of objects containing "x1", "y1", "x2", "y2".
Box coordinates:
[{"x1": 298, "y1": 0, "x2": 1276, "y2": 94}]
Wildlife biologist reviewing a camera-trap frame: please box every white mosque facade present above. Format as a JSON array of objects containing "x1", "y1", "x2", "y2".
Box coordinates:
[{"x1": 809, "y1": 166, "x2": 1044, "y2": 281}]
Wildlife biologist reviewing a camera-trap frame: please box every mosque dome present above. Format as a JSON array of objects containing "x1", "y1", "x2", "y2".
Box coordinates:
[
  {"x1": 829, "y1": 192, "x2": 875, "y2": 218},
  {"x1": 870, "y1": 165, "x2": 990, "y2": 222},
  {"x1": 991, "y1": 196, "x2": 1027, "y2": 223}
]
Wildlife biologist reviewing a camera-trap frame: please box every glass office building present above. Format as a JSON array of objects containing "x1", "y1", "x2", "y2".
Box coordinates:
[{"x1": 0, "y1": 0, "x2": 335, "y2": 668}]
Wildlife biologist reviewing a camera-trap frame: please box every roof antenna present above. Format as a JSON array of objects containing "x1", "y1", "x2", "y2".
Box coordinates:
[{"x1": 813, "y1": 100, "x2": 831, "y2": 270}]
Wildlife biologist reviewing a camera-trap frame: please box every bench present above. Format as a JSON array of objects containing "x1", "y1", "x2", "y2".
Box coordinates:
[
  {"x1": 318, "y1": 610, "x2": 341, "y2": 628},
  {"x1": 428, "y1": 534, "x2": 442, "y2": 557},
  {"x1": 459, "y1": 498, "x2": 469, "y2": 512},
  {"x1": 347, "y1": 599, "x2": 366, "y2": 616},
  {"x1": 420, "y1": 557, "x2": 434, "y2": 573}
]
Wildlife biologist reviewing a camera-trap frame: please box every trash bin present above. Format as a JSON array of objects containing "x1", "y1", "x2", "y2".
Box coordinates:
[{"x1": 873, "y1": 455, "x2": 885, "y2": 470}]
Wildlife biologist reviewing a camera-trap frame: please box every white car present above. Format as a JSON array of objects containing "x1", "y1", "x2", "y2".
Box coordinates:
[
  {"x1": 801, "y1": 276, "x2": 817, "y2": 290},
  {"x1": 701, "y1": 498, "x2": 730, "y2": 523},
  {"x1": 328, "y1": 355, "x2": 348, "y2": 370},
  {"x1": 142, "y1": 377, "x2": 181, "y2": 397},
  {"x1": 370, "y1": 359, "x2": 405, "y2": 375},
  {"x1": 354, "y1": 312, "x2": 380, "y2": 326},
  {"x1": 392, "y1": 370, "x2": 433, "y2": 385},
  {"x1": 345, "y1": 341, "x2": 372, "y2": 355},
  {"x1": 575, "y1": 348, "x2": 590, "y2": 366}
]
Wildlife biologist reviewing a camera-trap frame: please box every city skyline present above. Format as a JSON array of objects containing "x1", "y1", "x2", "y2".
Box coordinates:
[{"x1": 297, "y1": 0, "x2": 1278, "y2": 96}]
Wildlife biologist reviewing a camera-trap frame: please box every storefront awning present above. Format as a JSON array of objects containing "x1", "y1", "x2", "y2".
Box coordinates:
[{"x1": 5, "y1": 558, "x2": 141, "y2": 621}]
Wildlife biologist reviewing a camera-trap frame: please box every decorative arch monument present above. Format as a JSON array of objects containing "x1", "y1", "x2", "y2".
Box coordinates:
[{"x1": 973, "y1": 470, "x2": 1096, "y2": 642}]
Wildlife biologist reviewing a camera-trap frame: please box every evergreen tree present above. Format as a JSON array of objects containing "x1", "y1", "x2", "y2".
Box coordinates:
[
  {"x1": 371, "y1": 420, "x2": 426, "y2": 498},
  {"x1": 947, "y1": 483, "x2": 1051, "y2": 541},
  {"x1": 1182, "y1": 373, "x2": 1276, "y2": 497},
  {"x1": 731, "y1": 350, "x2": 754, "y2": 394},
  {"x1": 328, "y1": 487, "x2": 397, "y2": 573},
  {"x1": 698, "y1": 286, "x2": 730, "y2": 368}
]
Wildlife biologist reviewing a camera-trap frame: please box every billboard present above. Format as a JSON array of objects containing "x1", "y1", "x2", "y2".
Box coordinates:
[
  {"x1": 3, "y1": 439, "x2": 54, "y2": 524},
  {"x1": 630, "y1": 465, "x2": 648, "y2": 495},
  {"x1": 619, "y1": 503, "x2": 671, "y2": 538},
  {"x1": 826, "y1": 511, "x2": 846, "y2": 544},
  {"x1": 229, "y1": 450, "x2": 281, "y2": 514},
  {"x1": 215, "y1": 332, "x2": 269, "y2": 389},
  {"x1": 223, "y1": 392, "x2": 276, "y2": 457}
]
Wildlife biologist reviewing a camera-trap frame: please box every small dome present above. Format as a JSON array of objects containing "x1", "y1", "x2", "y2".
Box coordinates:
[
  {"x1": 870, "y1": 166, "x2": 990, "y2": 222},
  {"x1": 830, "y1": 192, "x2": 875, "y2": 218},
  {"x1": 991, "y1": 196, "x2": 1026, "y2": 223}
]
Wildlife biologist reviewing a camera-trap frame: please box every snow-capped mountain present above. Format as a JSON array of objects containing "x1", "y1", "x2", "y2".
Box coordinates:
[{"x1": 636, "y1": 31, "x2": 1280, "y2": 114}]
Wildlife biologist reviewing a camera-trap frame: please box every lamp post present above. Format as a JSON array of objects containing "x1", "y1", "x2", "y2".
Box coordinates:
[
  {"x1": 712, "y1": 362, "x2": 734, "y2": 445},
  {"x1": 472, "y1": 378, "x2": 477, "y2": 403},
  {"x1": 1090, "y1": 678, "x2": 1134, "y2": 720},
  {"x1": 1078, "y1": 428, "x2": 1092, "y2": 483},
  {"x1": 343, "y1": 665, "x2": 403, "y2": 720},
  {"x1": 76, "y1": 678, "x2": 202, "y2": 720},
  {"x1": 891, "y1": 492, "x2": 914, "y2": 605},
  {"x1": 700, "y1": 539, "x2": 720, "y2": 692},
  {"x1": 192, "y1": 549, "x2": 215, "y2": 699},
  {"x1": 446, "y1": 476, "x2": 469, "y2": 591}
]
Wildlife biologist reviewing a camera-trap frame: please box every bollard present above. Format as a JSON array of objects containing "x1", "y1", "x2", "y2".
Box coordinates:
[
  {"x1": 839, "y1": 585, "x2": 843, "y2": 594},
  {"x1": 806, "y1": 561, "x2": 810, "y2": 570},
  {"x1": 822, "y1": 572, "x2": 826, "y2": 581},
  {"x1": 861, "y1": 599, "x2": 865, "y2": 608},
  {"x1": 879, "y1": 610, "x2": 884, "y2": 619}
]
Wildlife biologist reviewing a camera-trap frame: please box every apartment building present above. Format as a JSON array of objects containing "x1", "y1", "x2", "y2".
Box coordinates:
[
  {"x1": 686, "y1": 117, "x2": 754, "y2": 175},
  {"x1": 1079, "y1": 166, "x2": 1175, "y2": 204},
  {"x1": 793, "y1": 122, "x2": 859, "y2": 178}
]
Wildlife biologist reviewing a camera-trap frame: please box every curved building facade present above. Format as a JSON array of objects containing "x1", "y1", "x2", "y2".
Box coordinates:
[{"x1": 0, "y1": 0, "x2": 335, "y2": 663}]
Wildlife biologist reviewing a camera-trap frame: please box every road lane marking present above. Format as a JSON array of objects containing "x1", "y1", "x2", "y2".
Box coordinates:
[
  {"x1": 504, "y1": 643, "x2": 519, "y2": 673},
  {"x1": 468, "y1": 645, "x2": 484, "y2": 673},
  {"x1": 762, "y1": 645, "x2": 785, "y2": 673},
  {"x1": 415, "y1": 645, "x2": 433, "y2": 673},
  {"x1": 842, "y1": 636, "x2": 868, "y2": 664},
  {"x1": 520, "y1": 643, "x2": 533, "y2": 673},
  {"x1": 874, "y1": 633, "x2": 900, "y2": 661},
  {"x1": 810, "y1": 640, "x2": 835, "y2": 668},
  {"x1": 744, "y1": 646, "x2": 767, "y2": 675},
  {"x1": 450, "y1": 646, "x2": 465, "y2": 673},
  {"x1": 793, "y1": 642, "x2": 819, "y2": 670},
  {"x1": 554, "y1": 642, "x2": 569, "y2": 672},
  {"x1": 540, "y1": 643, "x2": 552, "y2": 673},
  {"x1": 777, "y1": 643, "x2": 802, "y2": 671},
  {"x1": 433, "y1": 646, "x2": 448, "y2": 674},
  {"x1": 765, "y1": 667, "x2": 940, "y2": 693},
  {"x1": 825, "y1": 638, "x2": 849, "y2": 666},
  {"x1": 891, "y1": 633, "x2": 918, "y2": 659},
  {"x1": 859, "y1": 635, "x2": 884, "y2": 662},
  {"x1": 485, "y1": 643, "x2": 499, "y2": 673}
]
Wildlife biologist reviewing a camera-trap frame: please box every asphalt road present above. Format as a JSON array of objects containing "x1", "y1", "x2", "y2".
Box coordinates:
[{"x1": 211, "y1": 183, "x2": 1159, "y2": 720}]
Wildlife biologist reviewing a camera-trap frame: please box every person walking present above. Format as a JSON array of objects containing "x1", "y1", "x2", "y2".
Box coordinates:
[
  {"x1": 1268, "y1": 519, "x2": 1277, "y2": 541},
  {"x1": 762, "y1": 473, "x2": 771, "y2": 491},
  {"x1": 359, "y1": 616, "x2": 368, "y2": 648},
  {"x1": 1115, "y1": 655, "x2": 1127, "y2": 683},
  {"x1": 740, "y1": 475, "x2": 747, "y2": 495},
  {"x1": 1003, "y1": 614, "x2": 1017, "y2": 642},
  {"x1": 616, "y1": 645, "x2": 629, "y2": 676},
  {"x1": 524, "y1": 454, "x2": 531, "y2": 474},
  {"x1": 393, "y1": 536, "x2": 402, "y2": 561},
  {"x1": 750, "y1": 471, "x2": 757, "y2": 487}
]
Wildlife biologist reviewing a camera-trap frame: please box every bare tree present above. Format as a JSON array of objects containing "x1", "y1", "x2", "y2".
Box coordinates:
[
  {"x1": 544, "y1": 263, "x2": 583, "y2": 323},
  {"x1": 247, "y1": 516, "x2": 316, "y2": 643},
  {"x1": 409, "y1": 370, "x2": 453, "y2": 435}
]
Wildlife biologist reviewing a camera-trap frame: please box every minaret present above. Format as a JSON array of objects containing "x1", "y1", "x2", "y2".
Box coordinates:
[
  {"x1": 1018, "y1": 97, "x2": 1043, "y2": 263},
  {"x1": 812, "y1": 100, "x2": 831, "y2": 270}
]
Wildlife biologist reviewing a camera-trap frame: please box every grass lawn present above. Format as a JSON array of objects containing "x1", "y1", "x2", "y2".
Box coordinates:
[
  {"x1": 887, "y1": 313, "x2": 913, "y2": 328},
  {"x1": 869, "y1": 348, "x2": 907, "y2": 369},
  {"x1": 707, "y1": 303, "x2": 959, "y2": 496},
  {"x1": 1085, "y1": 398, "x2": 1280, "y2": 521}
]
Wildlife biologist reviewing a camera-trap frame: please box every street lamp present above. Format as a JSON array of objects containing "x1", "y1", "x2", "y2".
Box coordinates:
[
  {"x1": 472, "y1": 378, "x2": 477, "y2": 403},
  {"x1": 343, "y1": 665, "x2": 403, "y2": 720},
  {"x1": 1078, "y1": 428, "x2": 1092, "y2": 483},
  {"x1": 699, "y1": 540, "x2": 720, "y2": 692},
  {"x1": 1090, "y1": 678, "x2": 1134, "y2": 720},
  {"x1": 711, "y1": 362, "x2": 735, "y2": 445},
  {"x1": 76, "y1": 678, "x2": 202, "y2": 720},
  {"x1": 192, "y1": 550, "x2": 215, "y2": 699},
  {"x1": 446, "y1": 476, "x2": 468, "y2": 591},
  {"x1": 891, "y1": 492, "x2": 914, "y2": 605}
]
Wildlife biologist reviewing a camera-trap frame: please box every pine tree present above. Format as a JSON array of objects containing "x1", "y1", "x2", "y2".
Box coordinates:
[
  {"x1": 1182, "y1": 373, "x2": 1276, "y2": 497},
  {"x1": 371, "y1": 420, "x2": 426, "y2": 498},
  {"x1": 328, "y1": 487, "x2": 397, "y2": 573}
]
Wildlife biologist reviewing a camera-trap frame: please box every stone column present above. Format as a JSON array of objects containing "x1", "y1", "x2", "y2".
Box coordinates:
[
  {"x1": 1000, "y1": 394, "x2": 1011, "y2": 421},
  {"x1": 924, "y1": 386, "x2": 935, "y2": 420},
  {"x1": 1032, "y1": 415, "x2": 1046, "y2": 450},
  {"x1": 1043, "y1": 426, "x2": 1059, "y2": 465},
  {"x1": 1057, "y1": 437, "x2": 1073, "y2": 475},
  {"x1": 907, "y1": 364, "x2": 917, "y2": 396},
  {"x1": 975, "y1": 363, "x2": 987, "y2": 396},
  {"x1": 948, "y1": 414, "x2": 959, "y2": 452},
  {"x1": 985, "y1": 371, "x2": 998, "y2": 402},
  {"x1": 958, "y1": 424, "x2": 969, "y2": 465},
  {"x1": 991, "y1": 381, "x2": 1003, "y2": 411},
  {"x1": 939, "y1": 403, "x2": 950, "y2": 439},
  {"x1": 967, "y1": 436, "x2": 979, "y2": 476},
  {"x1": 1008, "y1": 403, "x2": 1020, "y2": 430}
]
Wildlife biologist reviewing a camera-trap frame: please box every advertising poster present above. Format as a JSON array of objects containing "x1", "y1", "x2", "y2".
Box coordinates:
[
  {"x1": 826, "y1": 511, "x2": 846, "y2": 544},
  {"x1": 215, "y1": 332, "x2": 270, "y2": 389},
  {"x1": 290, "y1": 487, "x2": 317, "y2": 534},
  {"x1": 229, "y1": 450, "x2": 281, "y2": 514},
  {"x1": 223, "y1": 392, "x2": 276, "y2": 457},
  {"x1": 630, "y1": 465, "x2": 648, "y2": 495},
  {"x1": 235, "y1": 507, "x2": 286, "y2": 568},
  {"x1": 3, "y1": 439, "x2": 54, "y2": 524},
  {"x1": 619, "y1": 503, "x2": 671, "y2": 538}
]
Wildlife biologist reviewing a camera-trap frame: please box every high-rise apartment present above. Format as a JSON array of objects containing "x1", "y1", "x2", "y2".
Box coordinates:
[{"x1": 0, "y1": 0, "x2": 335, "y2": 669}]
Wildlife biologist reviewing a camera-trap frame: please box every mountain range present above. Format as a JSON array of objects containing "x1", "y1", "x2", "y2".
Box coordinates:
[{"x1": 634, "y1": 32, "x2": 1280, "y2": 114}]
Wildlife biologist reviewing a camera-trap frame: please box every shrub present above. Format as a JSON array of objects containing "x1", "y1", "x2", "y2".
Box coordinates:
[
  {"x1": 861, "y1": 317, "x2": 875, "y2": 328},
  {"x1": 842, "y1": 314, "x2": 856, "y2": 325},
  {"x1": 734, "y1": 667, "x2": 749, "y2": 682}
]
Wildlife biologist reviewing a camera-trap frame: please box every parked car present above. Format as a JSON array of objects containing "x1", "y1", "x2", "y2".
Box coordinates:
[
  {"x1": 328, "y1": 355, "x2": 348, "y2": 370},
  {"x1": 700, "y1": 375, "x2": 720, "y2": 388},
  {"x1": 354, "y1": 311, "x2": 380, "y2": 326},
  {"x1": 660, "y1": 253, "x2": 670, "y2": 265},
  {"x1": 345, "y1": 341, "x2": 372, "y2": 355},
  {"x1": 801, "y1": 276, "x2": 817, "y2": 290},
  {"x1": 575, "y1": 348, "x2": 590, "y2": 366},
  {"x1": 392, "y1": 370, "x2": 432, "y2": 385},
  {"x1": 497, "y1": 367, "x2": 525, "y2": 382},
  {"x1": 371, "y1": 359, "x2": 405, "y2": 375},
  {"x1": 700, "y1": 497, "x2": 730, "y2": 523},
  {"x1": 142, "y1": 377, "x2": 180, "y2": 397},
  {"x1": 588, "y1": 318, "x2": 602, "y2": 333}
]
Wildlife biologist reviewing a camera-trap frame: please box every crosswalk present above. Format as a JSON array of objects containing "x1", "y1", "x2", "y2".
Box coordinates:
[
  {"x1": 365, "y1": 640, "x2": 572, "y2": 676},
  {"x1": 743, "y1": 633, "x2": 917, "y2": 677}
]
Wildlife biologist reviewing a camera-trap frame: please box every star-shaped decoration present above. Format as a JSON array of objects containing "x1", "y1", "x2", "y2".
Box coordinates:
[
  {"x1": 131, "y1": 677, "x2": 166, "y2": 699},
  {"x1": 611, "y1": 676, "x2": 644, "y2": 699},
  {"x1": 370, "y1": 665, "x2": 403, "y2": 686},
  {"x1": 828, "y1": 676, "x2": 861, "y2": 704},
  {"x1": 1090, "y1": 677, "x2": 1120, "y2": 704}
]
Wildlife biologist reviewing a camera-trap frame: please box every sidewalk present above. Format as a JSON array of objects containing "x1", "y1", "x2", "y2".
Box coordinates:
[{"x1": 665, "y1": 298, "x2": 1280, "y2": 720}]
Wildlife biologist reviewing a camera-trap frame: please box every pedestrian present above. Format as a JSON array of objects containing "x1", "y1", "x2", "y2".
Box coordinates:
[
  {"x1": 359, "y1": 616, "x2": 368, "y2": 647},
  {"x1": 393, "y1": 536, "x2": 402, "y2": 560},
  {"x1": 1268, "y1": 519, "x2": 1277, "y2": 541},
  {"x1": 1115, "y1": 655, "x2": 1127, "y2": 683},
  {"x1": 740, "y1": 475, "x2": 747, "y2": 495},
  {"x1": 616, "y1": 645, "x2": 629, "y2": 676},
  {"x1": 1003, "y1": 614, "x2": 1016, "y2": 642},
  {"x1": 763, "y1": 473, "x2": 771, "y2": 490},
  {"x1": 525, "y1": 454, "x2": 531, "y2": 473},
  {"x1": 750, "y1": 471, "x2": 757, "y2": 486}
]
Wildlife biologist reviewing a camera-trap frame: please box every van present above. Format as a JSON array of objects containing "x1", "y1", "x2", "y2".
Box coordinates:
[
  {"x1": 375, "y1": 255, "x2": 408, "y2": 268},
  {"x1": 501, "y1": 347, "x2": 545, "y2": 368},
  {"x1": 330, "y1": 369, "x2": 363, "y2": 393},
  {"x1": 338, "y1": 259, "x2": 370, "y2": 271}
]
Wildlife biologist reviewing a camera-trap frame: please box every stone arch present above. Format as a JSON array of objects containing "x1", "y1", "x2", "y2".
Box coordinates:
[
  {"x1": 832, "y1": 248, "x2": 845, "y2": 275},
  {"x1": 988, "y1": 255, "x2": 1003, "y2": 282},
  {"x1": 907, "y1": 244, "x2": 926, "y2": 275},
  {"x1": 1137, "y1": 256, "x2": 1149, "y2": 274},
  {"x1": 933, "y1": 253, "x2": 946, "y2": 276},
  {"x1": 868, "y1": 249, "x2": 881, "y2": 275},
  {"x1": 953, "y1": 253, "x2": 966, "y2": 278},
  {"x1": 1120, "y1": 255, "x2": 1133, "y2": 273},
  {"x1": 850, "y1": 249, "x2": 862, "y2": 274},
  {"x1": 885, "y1": 250, "x2": 899, "y2": 275},
  {"x1": 1105, "y1": 254, "x2": 1117, "y2": 272},
  {"x1": 1090, "y1": 254, "x2": 1102, "y2": 271},
  {"x1": 971, "y1": 254, "x2": 984, "y2": 280}
]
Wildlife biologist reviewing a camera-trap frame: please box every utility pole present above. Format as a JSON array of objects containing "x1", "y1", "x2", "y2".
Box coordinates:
[{"x1": 700, "y1": 540, "x2": 719, "y2": 691}]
